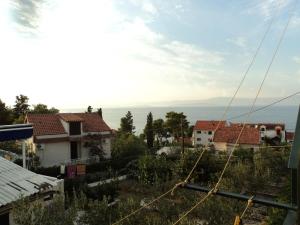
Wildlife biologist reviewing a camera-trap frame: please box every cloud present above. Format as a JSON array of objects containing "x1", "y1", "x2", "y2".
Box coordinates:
[
  {"x1": 226, "y1": 37, "x2": 247, "y2": 48},
  {"x1": 290, "y1": 16, "x2": 300, "y2": 28},
  {"x1": 243, "y1": 0, "x2": 291, "y2": 19},
  {"x1": 293, "y1": 56, "x2": 300, "y2": 64},
  {"x1": 9, "y1": 0, "x2": 49, "y2": 36},
  {"x1": 0, "y1": 0, "x2": 225, "y2": 107}
]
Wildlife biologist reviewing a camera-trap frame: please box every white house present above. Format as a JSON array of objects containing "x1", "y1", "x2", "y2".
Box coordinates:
[
  {"x1": 213, "y1": 126, "x2": 260, "y2": 152},
  {"x1": 0, "y1": 157, "x2": 63, "y2": 225},
  {"x1": 192, "y1": 120, "x2": 226, "y2": 147},
  {"x1": 26, "y1": 113, "x2": 113, "y2": 167},
  {"x1": 230, "y1": 123, "x2": 286, "y2": 144}
]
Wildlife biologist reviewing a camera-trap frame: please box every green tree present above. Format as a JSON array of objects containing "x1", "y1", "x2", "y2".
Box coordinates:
[
  {"x1": 31, "y1": 104, "x2": 59, "y2": 114},
  {"x1": 97, "y1": 108, "x2": 103, "y2": 118},
  {"x1": 144, "y1": 112, "x2": 154, "y2": 149},
  {"x1": 0, "y1": 99, "x2": 13, "y2": 125},
  {"x1": 112, "y1": 134, "x2": 146, "y2": 159},
  {"x1": 84, "y1": 134, "x2": 105, "y2": 159},
  {"x1": 119, "y1": 111, "x2": 135, "y2": 134},
  {"x1": 153, "y1": 118, "x2": 166, "y2": 143},
  {"x1": 164, "y1": 111, "x2": 189, "y2": 138},
  {"x1": 13, "y1": 94, "x2": 30, "y2": 122},
  {"x1": 87, "y1": 105, "x2": 93, "y2": 113}
]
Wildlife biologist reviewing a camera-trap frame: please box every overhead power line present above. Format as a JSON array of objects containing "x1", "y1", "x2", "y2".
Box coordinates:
[
  {"x1": 172, "y1": 0, "x2": 298, "y2": 224},
  {"x1": 227, "y1": 91, "x2": 300, "y2": 121}
]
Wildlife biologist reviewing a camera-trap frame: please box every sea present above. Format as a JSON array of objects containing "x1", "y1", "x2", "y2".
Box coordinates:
[{"x1": 90, "y1": 106, "x2": 300, "y2": 134}]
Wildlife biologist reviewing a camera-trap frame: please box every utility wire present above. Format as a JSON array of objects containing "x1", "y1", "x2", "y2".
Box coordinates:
[
  {"x1": 112, "y1": 1, "x2": 285, "y2": 223},
  {"x1": 172, "y1": 1, "x2": 298, "y2": 224},
  {"x1": 227, "y1": 91, "x2": 300, "y2": 121}
]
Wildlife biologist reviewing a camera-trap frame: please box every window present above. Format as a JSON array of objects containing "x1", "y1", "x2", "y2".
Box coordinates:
[
  {"x1": 260, "y1": 127, "x2": 266, "y2": 132},
  {"x1": 208, "y1": 131, "x2": 212, "y2": 135},
  {"x1": 197, "y1": 131, "x2": 201, "y2": 134},
  {"x1": 69, "y1": 122, "x2": 81, "y2": 135},
  {"x1": 197, "y1": 138, "x2": 201, "y2": 141}
]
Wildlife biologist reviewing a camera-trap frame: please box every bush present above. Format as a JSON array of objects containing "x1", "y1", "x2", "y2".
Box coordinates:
[
  {"x1": 112, "y1": 134, "x2": 147, "y2": 159},
  {"x1": 137, "y1": 154, "x2": 173, "y2": 185}
]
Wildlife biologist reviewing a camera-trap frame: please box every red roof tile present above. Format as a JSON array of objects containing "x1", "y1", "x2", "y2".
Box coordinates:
[
  {"x1": 58, "y1": 114, "x2": 84, "y2": 122},
  {"x1": 73, "y1": 113, "x2": 111, "y2": 133},
  {"x1": 213, "y1": 127, "x2": 260, "y2": 145},
  {"x1": 194, "y1": 120, "x2": 226, "y2": 131},
  {"x1": 27, "y1": 113, "x2": 111, "y2": 136},
  {"x1": 26, "y1": 114, "x2": 66, "y2": 136}
]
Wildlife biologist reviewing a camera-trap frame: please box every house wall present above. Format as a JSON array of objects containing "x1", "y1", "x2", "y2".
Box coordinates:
[
  {"x1": 226, "y1": 143, "x2": 260, "y2": 152},
  {"x1": 259, "y1": 125, "x2": 285, "y2": 143},
  {"x1": 193, "y1": 130, "x2": 214, "y2": 146},
  {"x1": 80, "y1": 137, "x2": 112, "y2": 159},
  {"x1": 214, "y1": 142, "x2": 227, "y2": 151},
  {"x1": 60, "y1": 119, "x2": 69, "y2": 134},
  {"x1": 37, "y1": 142, "x2": 70, "y2": 167}
]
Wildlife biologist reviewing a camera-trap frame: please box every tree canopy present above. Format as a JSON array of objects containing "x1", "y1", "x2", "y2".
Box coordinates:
[{"x1": 119, "y1": 111, "x2": 135, "y2": 134}]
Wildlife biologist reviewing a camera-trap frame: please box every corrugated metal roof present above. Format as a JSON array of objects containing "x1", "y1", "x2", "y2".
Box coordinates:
[{"x1": 0, "y1": 157, "x2": 58, "y2": 208}]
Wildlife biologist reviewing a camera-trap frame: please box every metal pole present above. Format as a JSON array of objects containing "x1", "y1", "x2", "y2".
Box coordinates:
[{"x1": 22, "y1": 140, "x2": 26, "y2": 168}]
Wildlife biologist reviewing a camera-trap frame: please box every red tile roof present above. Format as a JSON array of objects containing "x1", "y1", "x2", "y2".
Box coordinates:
[
  {"x1": 58, "y1": 114, "x2": 84, "y2": 122},
  {"x1": 74, "y1": 113, "x2": 111, "y2": 133},
  {"x1": 26, "y1": 114, "x2": 67, "y2": 136},
  {"x1": 213, "y1": 127, "x2": 260, "y2": 145},
  {"x1": 27, "y1": 113, "x2": 111, "y2": 136},
  {"x1": 194, "y1": 120, "x2": 226, "y2": 131}
]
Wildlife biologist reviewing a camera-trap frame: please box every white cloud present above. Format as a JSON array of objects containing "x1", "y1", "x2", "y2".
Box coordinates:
[
  {"x1": 244, "y1": 0, "x2": 291, "y2": 19},
  {"x1": 293, "y1": 56, "x2": 300, "y2": 64},
  {"x1": 0, "y1": 0, "x2": 225, "y2": 108},
  {"x1": 291, "y1": 16, "x2": 300, "y2": 28},
  {"x1": 226, "y1": 37, "x2": 247, "y2": 48}
]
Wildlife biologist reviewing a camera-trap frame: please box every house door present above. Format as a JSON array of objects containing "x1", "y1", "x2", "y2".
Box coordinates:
[
  {"x1": 0, "y1": 213, "x2": 9, "y2": 225},
  {"x1": 70, "y1": 142, "x2": 78, "y2": 160}
]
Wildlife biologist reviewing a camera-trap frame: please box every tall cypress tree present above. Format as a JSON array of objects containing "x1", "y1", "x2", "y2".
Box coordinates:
[{"x1": 144, "y1": 112, "x2": 154, "y2": 149}]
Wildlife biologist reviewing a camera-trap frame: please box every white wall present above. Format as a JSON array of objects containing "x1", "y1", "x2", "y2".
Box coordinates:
[
  {"x1": 37, "y1": 142, "x2": 70, "y2": 167},
  {"x1": 193, "y1": 130, "x2": 214, "y2": 146}
]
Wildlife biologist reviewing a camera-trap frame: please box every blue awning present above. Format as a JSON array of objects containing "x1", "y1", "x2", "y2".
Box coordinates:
[{"x1": 0, "y1": 124, "x2": 33, "y2": 142}]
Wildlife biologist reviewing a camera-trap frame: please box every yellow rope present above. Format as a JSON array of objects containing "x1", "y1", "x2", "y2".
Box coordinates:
[
  {"x1": 171, "y1": 1, "x2": 297, "y2": 223},
  {"x1": 112, "y1": 147, "x2": 207, "y2": 224},
  {"x1": 240, "y1": 196, "x2": 254, "y2": 219},
  {"x1": 112, "y1": 188, "x2": 173, "y2": 225},
  {"x1": 172, "y1": 189, "x2": 214, "y2": 225}
]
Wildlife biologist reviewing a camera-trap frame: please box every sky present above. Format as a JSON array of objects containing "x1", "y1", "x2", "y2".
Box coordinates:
[{"x1": 0, "y1": 0, "x2": 300, "y2": 109}]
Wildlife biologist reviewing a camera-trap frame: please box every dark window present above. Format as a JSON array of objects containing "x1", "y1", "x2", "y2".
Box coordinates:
[
  {"x1": 208, "y1": 131, "x2": 212, "y2": 135},
  {"x1": 0, "y1": 213, "x2": 9, "y2": 225},
  {"x1": 69, "y1": 122, "x2": 81, "y2": 135},
  {"x1": 197, "y1": 131, "x2": 201, "y2": 134},
  {"x1": 197, "y1": 138, "x2": 201, "y2": 141},
  {"x1": 70, "y1": 142, "x2": 78, "y2": 159}
]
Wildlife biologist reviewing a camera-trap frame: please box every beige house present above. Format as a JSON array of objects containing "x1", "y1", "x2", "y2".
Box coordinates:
[
  {"x1": 26, "y1": 113, "x2": 113, "y2": 167},
  {"x1": 213, "y1": 126, "x2": 260, "y2": 152}
]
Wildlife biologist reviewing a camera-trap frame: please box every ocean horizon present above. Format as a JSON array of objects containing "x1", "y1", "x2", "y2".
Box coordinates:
[{"x1": 63, "y1": 105, "x2": 300, "y2": 134}]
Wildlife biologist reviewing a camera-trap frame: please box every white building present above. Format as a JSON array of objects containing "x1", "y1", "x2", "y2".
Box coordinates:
[
  {"x1": 26, "y1": 113, "x2": 113, "y2": 167},
  {"x1": 0, "y1": 157, "x2": 63, "y2": 225},
  {"x1": 192, "y1": 120, "x2": 226, "y2": 147},
  {"x1": 230, "y1": 123, "x2": 286, "y2": 144}
]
